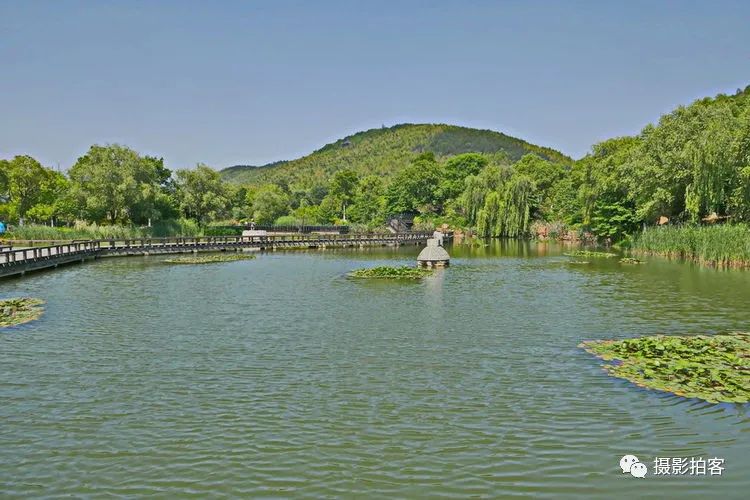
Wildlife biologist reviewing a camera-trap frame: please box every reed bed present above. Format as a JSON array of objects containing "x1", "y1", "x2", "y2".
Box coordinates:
[
  {"x1": 634, "y1": 224, "x2": 750, "y2": 268},
  {"x1": 1, "y1": 219, "x2": 201, "y2": 241}
]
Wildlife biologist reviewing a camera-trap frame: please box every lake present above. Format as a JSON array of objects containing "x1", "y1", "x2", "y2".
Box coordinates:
[{"x1": 1, "y1": 241, "x2": 748, "y2": 498}]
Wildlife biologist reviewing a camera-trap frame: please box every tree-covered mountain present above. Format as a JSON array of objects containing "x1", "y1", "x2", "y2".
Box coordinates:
[
  {"x1": 220, "y1": 123, "x2": 571, "y2": 186},
  {"x1": 4, "y1": 86, "x2": 749, "y2": 244}
]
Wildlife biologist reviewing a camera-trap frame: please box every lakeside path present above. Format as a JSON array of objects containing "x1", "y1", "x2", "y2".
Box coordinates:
[{"x1": 0, "y1": 233, "x2": 436, "y2": 279}]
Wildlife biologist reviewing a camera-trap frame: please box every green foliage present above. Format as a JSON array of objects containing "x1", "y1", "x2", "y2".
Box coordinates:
[
  {"x1": 348, "y1": 265, "x2": 433, "y2": 279},
  {"x1": 0, "y1": 156, "x2": 67, "y2": 224},
  {"x1": 5, "y1": 86, "x2": 750, "y2": 243},
  {"x1": 438, "y1": 153, "x2": 488, "y2": 202},
  {"x1": 575, "y1": 87, "x2": 750, "y2": 230},
  {"x1": 174, "y1": 164, "x2": 231, "y2": 223},
  {"x1": 274, "y1": 215, "x2": 301, "y2": 226},
  {"x1": 472, "y1": 172, "x2": 536, "y2": 238},
  {"x1": 348, "y1": 175, "x2": 385, "y2": 224},
  {"x1": 250, "y1": 184, "x2": 290, "y2": 224},
  {"x1": 292, "y1": 203, "x2": 323, "y2": 225},
  {"x1": 221, "y1": 124, "x2": 571, "y2": 187},
  {"x1": 329, "y1": 169, "x2": 359, "y2": 219},
  {"x1": 580, "y1": 332, "x2": 750, "y2": 404},
  {"x1": 590, "y1": 198, "x2": 637, "y2": 241},
  {"x1": 384, "y1": 153, "x2": 443, "y2": 214},
  {"x1": 68, "y1": 145, "x2": 171, "y2": 224},
  {"x1": 317, "y1": 195, "x2": 341, "y2": 224}
]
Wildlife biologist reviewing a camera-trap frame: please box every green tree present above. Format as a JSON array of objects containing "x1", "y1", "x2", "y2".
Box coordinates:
[
  {"x1": 348, "y1": 175, "x2": 385, "y2": 224},
  {"x1": 459, "y1": 165, "x2": 512, "y2": 224},
  {"x1": 250, "y1": 184, "x2": 289, "y2": 225},
  {"x1": 384, "y1": 152, "x2": 442, "y2": 215},
  {"x1": 24, "y1": 170, "x2": 72, "y2": 225},
  {"x1": 439, "y1": 153, "x2": 488, "y2": 202},
  {"x1": 317, "y1": 194, "x2": 341, "y2": 224},
  {"x1": 329, "y1": 169, "x2": 359, "y2": 220},
  {"x1": 1, "y1": 155, "x2": 58, "y2": 224},
  {"x1": 69, "y1": 145, "x2": 169, "y2": 224},
  {"x1": 0, "y1": 160, "x2": 8, "y2": 200},
  {"x1": 175, "y1": 164, "x2": 231, "y2": 223}
]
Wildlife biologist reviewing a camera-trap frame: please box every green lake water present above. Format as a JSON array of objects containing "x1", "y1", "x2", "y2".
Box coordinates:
[{"x1": 1, "y1": 241, "x2": 749, "y2": 498}]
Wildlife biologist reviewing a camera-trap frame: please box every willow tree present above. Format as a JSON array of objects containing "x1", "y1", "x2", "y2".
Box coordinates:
[
  {"x1": 475, "y1": 174, "x2": 536, "y2": 238},
  {"x1": 499, "y1": 175, "x2": 535, "y2": 238},
  {"x1": 460, "y1": 165, "x2": 511, "y2": 225},
  {"x1": 476, "y1": 191, "x2": 502, "y2": 237},
  {"x1": 684, "y1": 107, "x2": 738, "y2": 221}
]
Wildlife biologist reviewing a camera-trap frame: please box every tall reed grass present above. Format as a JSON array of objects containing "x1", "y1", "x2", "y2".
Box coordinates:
[
  {"x1": 1, "y1": 219, "x2": 201, "y2": 241},
  {"x1": 634, "y1": 224, "x2": 750, "y2": 267}
]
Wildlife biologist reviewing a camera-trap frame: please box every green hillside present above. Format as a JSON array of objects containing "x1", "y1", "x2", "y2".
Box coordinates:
[{"x1": 221, "y1": 123, "x2": 571, "y2": 186}]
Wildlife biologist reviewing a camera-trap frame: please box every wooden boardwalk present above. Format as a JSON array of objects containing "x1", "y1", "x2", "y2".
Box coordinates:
[{"x1": 0, "y1": 232, "x2": 434, "y2": 279}]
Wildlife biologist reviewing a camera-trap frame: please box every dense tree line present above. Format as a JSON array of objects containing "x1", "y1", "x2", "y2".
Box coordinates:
[{"x1": 2, "y1": 86, "x2": 749, "y2": 239}]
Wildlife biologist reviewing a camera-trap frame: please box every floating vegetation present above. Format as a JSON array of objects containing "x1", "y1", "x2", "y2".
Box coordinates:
[
  {"x1": 580, "y1": 333, "x2": 750, "y2": 404},
  {"x1": 164, "y1": 253, "x2": 256, "y2": 265},
  {"x1": 567, "y1": 260, "x2": 591, "y2": 265},
  {"x1": 0, "y1": 298, "x2": 45, "y2": 328},
  {"x1": 348, "y1": 266, "x2": 433, "y2": 280},
  {"x1": 564, "y1": 250, "x2": 617, "y2": 258},
  {"x1": 620, "y1": 257, "x2": 645, "y2": 264}
]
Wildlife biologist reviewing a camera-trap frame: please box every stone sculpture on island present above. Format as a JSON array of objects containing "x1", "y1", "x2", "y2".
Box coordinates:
[{"x1": 417, "y1": 231, "x2": 450, "y2": 268}]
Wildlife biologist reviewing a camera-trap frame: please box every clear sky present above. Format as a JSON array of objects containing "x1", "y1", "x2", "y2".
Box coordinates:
[{"x1": 1, "y1": 0, "x2": 749, "y2": 170}]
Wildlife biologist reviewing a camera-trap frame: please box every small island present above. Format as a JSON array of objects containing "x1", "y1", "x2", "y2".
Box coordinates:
[
  {"x1": 580, "y1": 332, "x2": 750, "y2": 404},
  {"x1": 164, "y1": 253, "x2": 256, "y2": 265},
  {"x1": 348, "y1": 265, "x2": 433, "y2": 280},
  {"x1": 0, "y1": 298, "x2": 45, "y2": 328}
]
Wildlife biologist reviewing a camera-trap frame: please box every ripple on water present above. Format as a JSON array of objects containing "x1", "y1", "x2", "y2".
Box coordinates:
[{"x1": 1, "y1": 247, "x2": 749, "y2": 497}]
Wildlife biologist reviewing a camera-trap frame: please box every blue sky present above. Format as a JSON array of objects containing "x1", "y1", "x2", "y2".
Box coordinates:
[{"x1": 1, "y1": 0, "x2": 749, "y2": 169}]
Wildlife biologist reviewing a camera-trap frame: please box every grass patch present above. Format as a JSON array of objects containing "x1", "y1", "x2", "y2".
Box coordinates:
[
  {"x1": 634, "y1": 224, "x2": 750, "y2": 268},
  {"x1": 580, "y1": 333, "x2": 750, "y2": 404},
  {"x1": 619, "y1": 257, "x2": 644, "y2": 264},
  {"x1": 164, "y1": 253, "x2": 256, "y2": 264},
  {"x1": 563, "y1": 250, "x2": 617, "y2": 258},
  {"x1": 348, "y1": 265, "x2": 433, "y2": 279},
  {"x1": 0, "y1": 298, "x2": 45, "y2": 328}
]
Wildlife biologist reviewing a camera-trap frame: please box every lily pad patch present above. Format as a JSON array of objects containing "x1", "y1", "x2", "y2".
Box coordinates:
[
  {"x1": 0, "y1": 298, "x2": 45, "y2": 328},
  {"x1": 580, "y1": 333, "x2": 750, "y2": 404}
]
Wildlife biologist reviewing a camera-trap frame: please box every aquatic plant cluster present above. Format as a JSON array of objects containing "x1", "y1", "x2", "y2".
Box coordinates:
[
  {"x1": 634, "y1": 224, "x2": 750, "y2": 268},
  {"x1": 348, "y1": 266, "x2": 433, "y2": 279},
  {"x1": 580, "y1": 333, "x2": 750, "y2": 404},
  {"x1": 164, "y1": 253, "x2": 256, "y2": 264},
  {"x1": 563, "y1": 250, "x2": 617, "y2": 258},
  {"x1": 619, "y1": 257, "x2": 644, "y2": 264},
  {"x1": 0, "y1": 298, "x2": 45, "y2": 328}
]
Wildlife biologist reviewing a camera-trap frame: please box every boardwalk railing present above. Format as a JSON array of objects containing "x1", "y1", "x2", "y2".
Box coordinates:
[
  {"x1": 0, "y1": 232, "x2": 438, "y2": 278},
  {"x1": 0, "y1": 240, "x2": 101, "y2": 265},
  {"x1": 211, "y1": 224, "x2": 350, "y2": 234}
]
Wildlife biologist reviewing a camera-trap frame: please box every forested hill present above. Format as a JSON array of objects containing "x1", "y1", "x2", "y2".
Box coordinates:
[{"x1": 220, "y1": 124, "x2": 571, "y2": 185}]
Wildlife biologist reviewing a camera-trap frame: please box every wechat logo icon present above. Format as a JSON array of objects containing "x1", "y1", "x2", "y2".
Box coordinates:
[{"x1": 620, "y1": 455, "x2": 647, "y2": 478}]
